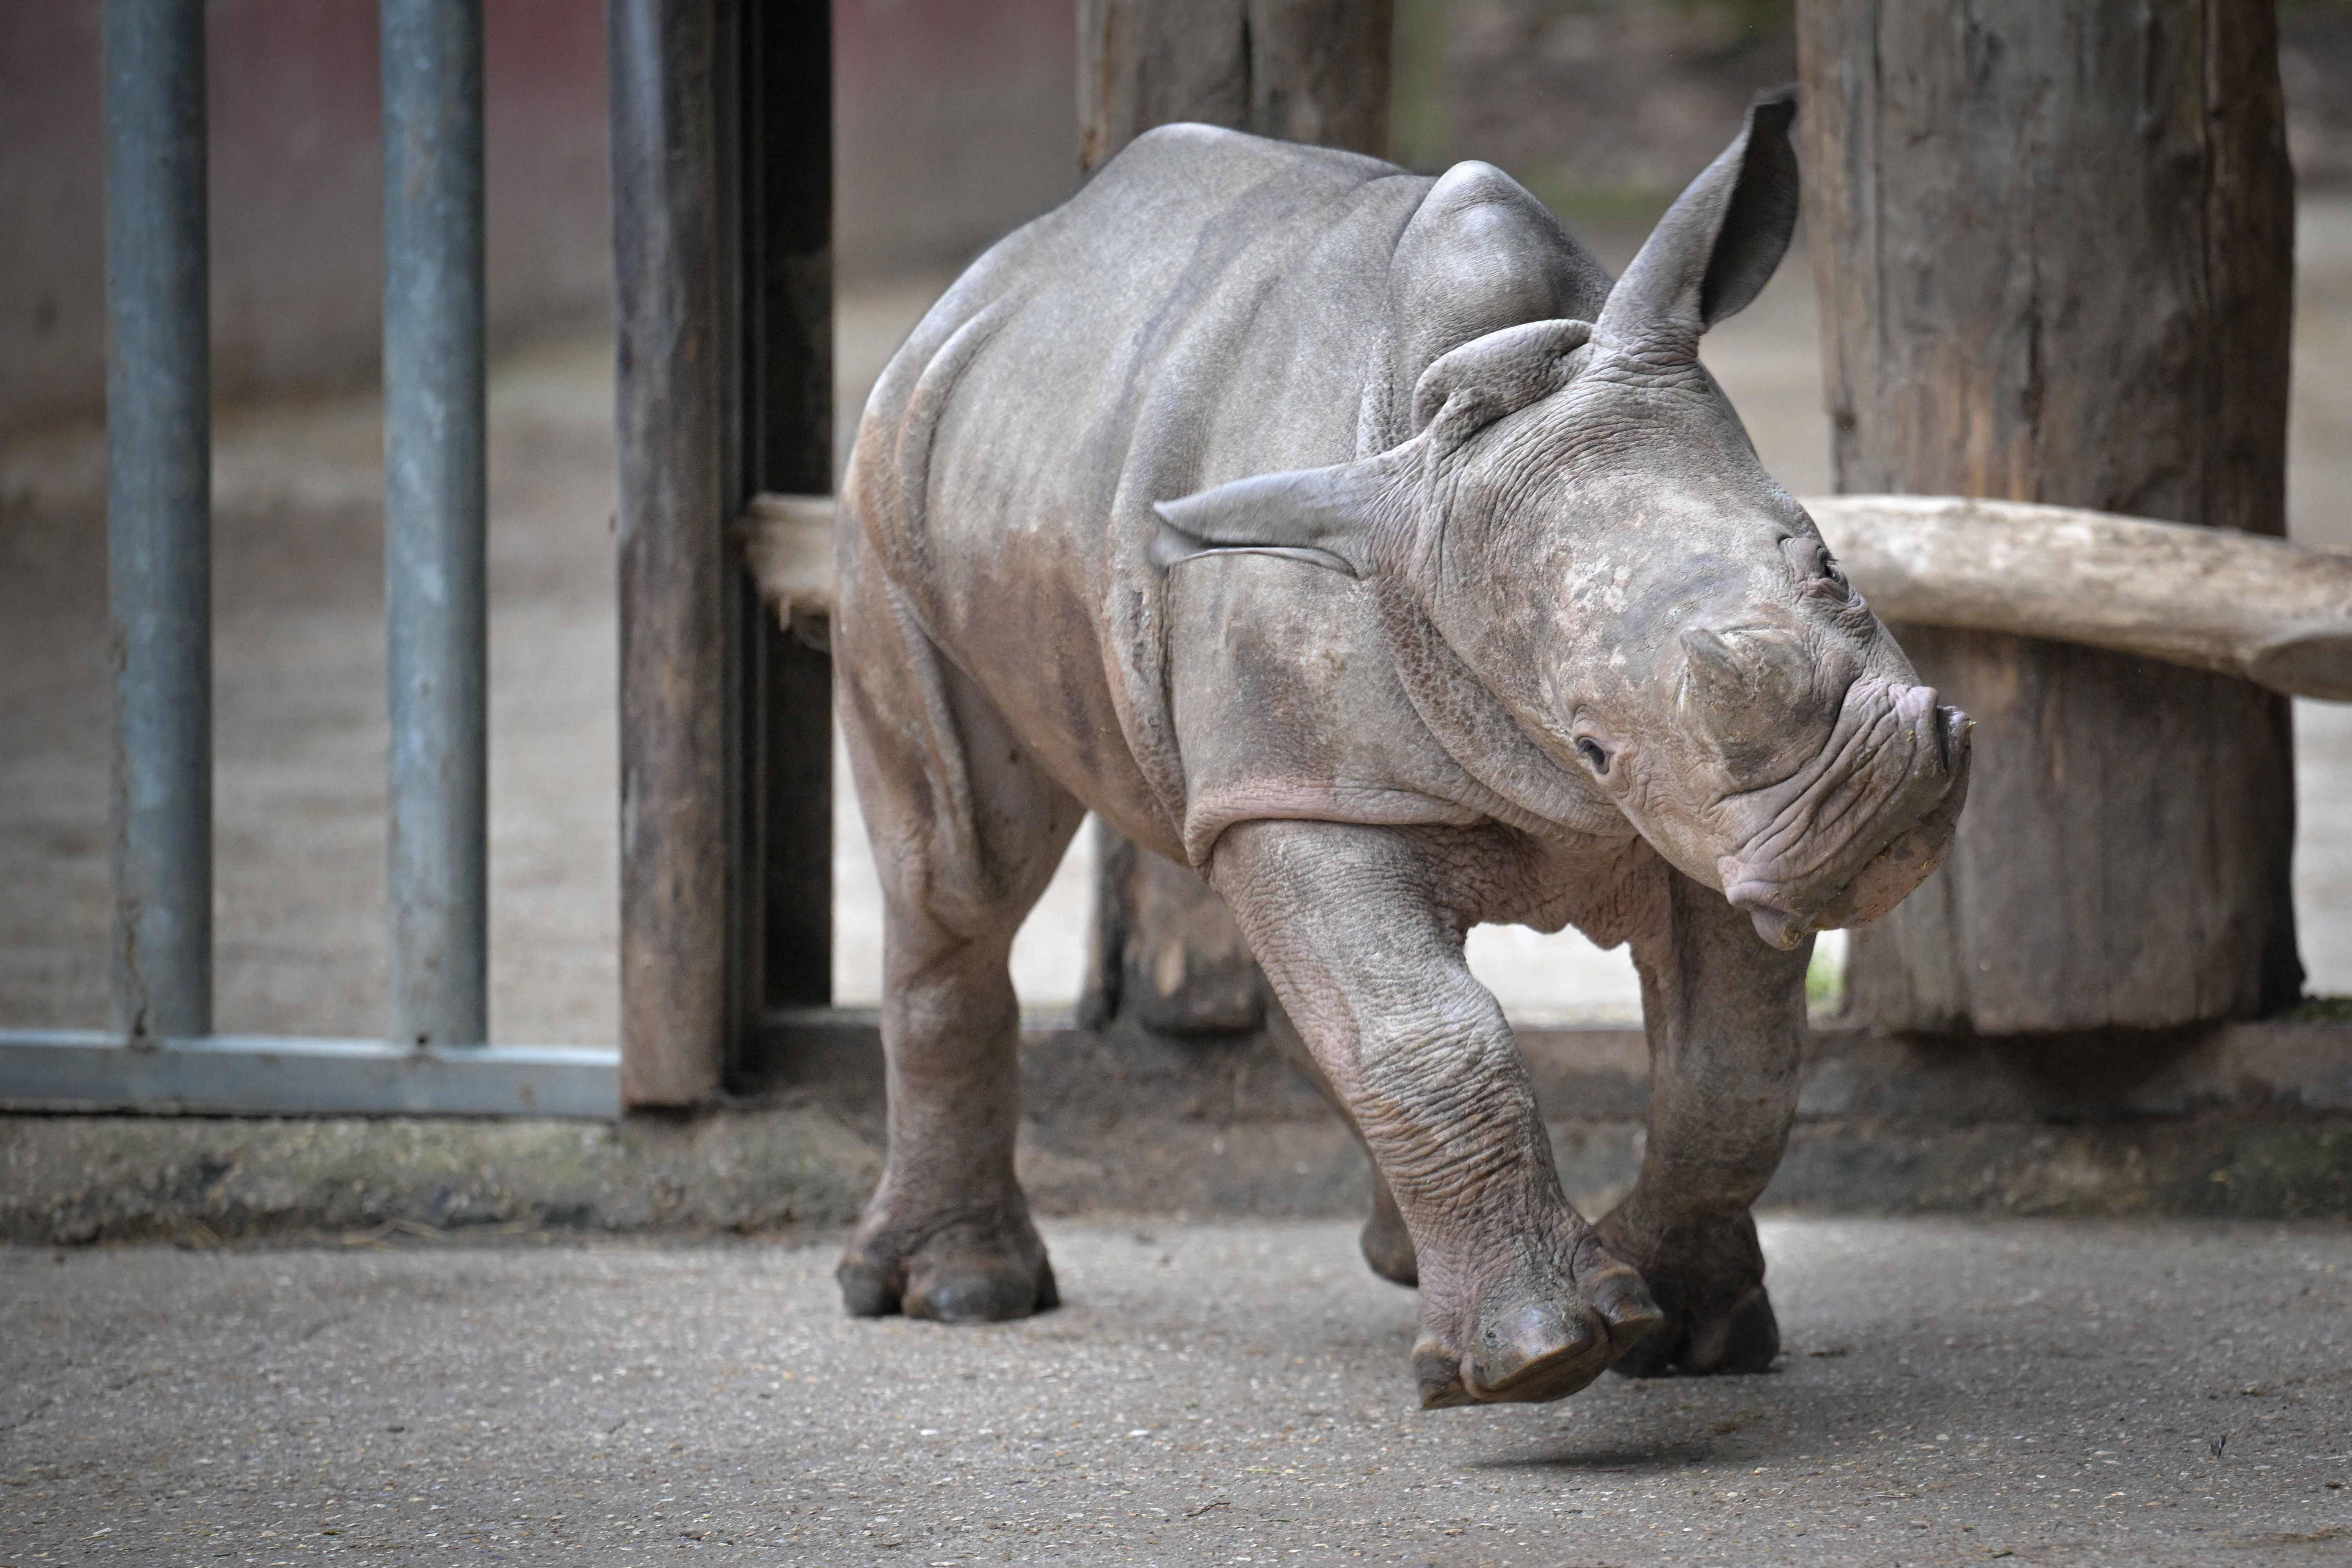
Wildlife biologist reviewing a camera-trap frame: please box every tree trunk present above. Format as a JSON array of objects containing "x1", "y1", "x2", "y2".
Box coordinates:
[
  {"x1": 1078, "y1": 0, "x2": 1391, "y2": 174},
  {"x1": 1798, "y1": 0, "x2": 2302, "y2": 1033},
  {"x1": 1075, "y1": 0, "x2": 1391, "y2": 1035}
]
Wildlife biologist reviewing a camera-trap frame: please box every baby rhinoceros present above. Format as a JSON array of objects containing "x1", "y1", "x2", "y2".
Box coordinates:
[{"x1": 834, "y1": 92, "x2": 1970, "y2": 1407}]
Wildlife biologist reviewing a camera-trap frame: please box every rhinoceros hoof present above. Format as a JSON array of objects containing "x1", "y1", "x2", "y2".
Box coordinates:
[
  {"x1": 1596, "y1": 1207, "x2": 1780, "y2": 1377},
  {"x1": 1606, "y1": 1267, "x2": 1780, "y2": 1378},
  {"x1": 1608, "y1": 1276, "x2": 1779, "y2": 1378},
  {"x1": 835, "y1": 1210, "x2": 1059, "y2": 1324},
  {"x1": 1412, "y1": 1259, "x2": 1662, "y2": 1408}
]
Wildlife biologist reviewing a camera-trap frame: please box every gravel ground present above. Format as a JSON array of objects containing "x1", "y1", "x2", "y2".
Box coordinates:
[{"x1": 3, "y1": 1218, "x2": 2349, "y2": 1566}]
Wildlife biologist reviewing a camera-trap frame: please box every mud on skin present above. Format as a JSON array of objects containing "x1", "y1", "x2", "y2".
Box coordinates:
[{"x1": 833, "y1": 90, "x2": 1969, "y2": 1406}]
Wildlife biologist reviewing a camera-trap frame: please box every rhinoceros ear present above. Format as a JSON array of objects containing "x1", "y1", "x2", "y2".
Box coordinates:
[
  {"x1": 1151, "y1": 449, "x2": 1408, "y2": 578},
  {"x1": 1597, "y1": 87, "x2": 1798, "y2": 356},
  {"x1": 1409, "y1": 318, "x2": 1593, "y2": 441}
]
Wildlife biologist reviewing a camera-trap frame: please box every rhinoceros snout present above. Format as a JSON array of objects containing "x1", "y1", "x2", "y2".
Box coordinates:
[{"x1": 1719, "y1": 679, "x2": 1973, "y2": 949}]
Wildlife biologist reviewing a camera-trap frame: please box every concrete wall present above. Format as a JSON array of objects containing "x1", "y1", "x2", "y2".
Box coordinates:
[{"x1": 0, "y1": 0, "x2": 1078, "y2": 439}]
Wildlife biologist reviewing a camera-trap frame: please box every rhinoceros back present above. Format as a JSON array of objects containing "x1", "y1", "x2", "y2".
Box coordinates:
[{"x1": 844, "y1": 122, "x2": 1611, "y2": 847}]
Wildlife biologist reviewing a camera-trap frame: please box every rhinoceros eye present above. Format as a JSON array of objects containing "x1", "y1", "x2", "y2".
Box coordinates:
[
  {"x1": 1575, "y1": 738, "x2": 1611, "y2": 775},
  {"x1": 1785, "y1": 534, "x2": 1849, "y2": 601}
]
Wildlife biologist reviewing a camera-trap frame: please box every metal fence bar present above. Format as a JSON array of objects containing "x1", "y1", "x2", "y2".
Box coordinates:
[
  {"x1": 383, "y1": 0, "x2": 489, "y2": 1048},
  {"x1": 0, "y1": 1032, "x2": 618, "y2": 1119},
  {"x1": 104, "y1": 0, "x2": 212, "y2": 1044}
]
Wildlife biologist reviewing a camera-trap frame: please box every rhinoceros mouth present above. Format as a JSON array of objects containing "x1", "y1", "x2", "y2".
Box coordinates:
[{"x1": 1712, "y1": 679, "x2": 1971, "y2": 948}]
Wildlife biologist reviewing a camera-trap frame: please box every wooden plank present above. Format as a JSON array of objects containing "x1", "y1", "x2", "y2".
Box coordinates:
[{"x1": 1798, "y1": 0, "x2": 2302, "y2": 1033}]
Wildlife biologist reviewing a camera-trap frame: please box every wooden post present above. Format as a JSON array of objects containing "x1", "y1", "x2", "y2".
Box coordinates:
[
  {"x1": 1074, "y1": 0, "x2": 1392, "y2": 1035},
  {"x1": 611, "y1": 0, "x2": 727, "y2": 1104},
  {"x1": 1798, "y1": 0, "x2": 2303, "y2": 1032},
  {"x1": 611, "y1": 0, "x2": 833, "y2": 1106},
  {"x1": 1078, "y1": 0, "x2": 1391, "y2": 172}
]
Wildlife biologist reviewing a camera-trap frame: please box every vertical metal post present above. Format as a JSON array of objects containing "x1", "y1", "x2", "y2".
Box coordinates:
[
  {"x1": 104, "y1": 0, "x2": 212, "y2": 1044},
  {"x1": 383, "y1": 0, "x2": 488, "y2": 1048},
  {"x1": 611, "y1": 0, "x2": 728, "y2": 1105}
]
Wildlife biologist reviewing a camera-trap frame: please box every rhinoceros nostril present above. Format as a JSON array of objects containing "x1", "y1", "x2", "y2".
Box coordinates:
[
  {"x1": 1899, "y1": 685, "x2": 1942, "y2": 761},
  {"x1": 1936, "y1": 704, "x2": 1973, "y2": 772}
]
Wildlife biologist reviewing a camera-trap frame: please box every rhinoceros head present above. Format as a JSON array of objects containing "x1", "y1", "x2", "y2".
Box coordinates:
[{"x1": 1156, "y1": 91, "x2": 1970, "y2": 949}]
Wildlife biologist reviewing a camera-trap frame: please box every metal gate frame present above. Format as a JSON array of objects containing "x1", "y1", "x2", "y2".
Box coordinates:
[{"x1": 1, "y1": 0, "x2": 835, "y2": 1120}]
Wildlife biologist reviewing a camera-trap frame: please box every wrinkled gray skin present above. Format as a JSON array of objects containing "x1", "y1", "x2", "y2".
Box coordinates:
[{"x1": 834, "y1": 95, "x2": 1971, "y2": 1407}]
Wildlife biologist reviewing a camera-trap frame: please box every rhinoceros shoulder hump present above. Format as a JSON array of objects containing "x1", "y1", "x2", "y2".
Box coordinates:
[{"x1": 1395, "y1": 162, "x2": 1613, "y2": 335}]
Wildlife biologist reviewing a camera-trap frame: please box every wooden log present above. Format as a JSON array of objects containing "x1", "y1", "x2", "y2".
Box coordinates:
[
  {"x1": 740, "y1": 493, "x2": 835, "y2": 624},
  {"x1": 611, "y1": 0, "x2": 727, "y2": 1106},
  {"x1": 611, "y1": 0, "x2": 832, "y2": 1107},
  {"x1": 1806, "y1": 497, "x2": 2352, "y2": 702},
  {"x1": 750, "y1": 492, "x2": 2352, "y2": 701},
  {"x1": 1073, "y1": 0, "x2": 1393, "y2": 1036},
  {"x1": 1799, "y1": 0, "x2": 2303, "y2": 1033},
  {"x1": 1083, "y1": 827, "x2": 1269, "y2": 1035}
]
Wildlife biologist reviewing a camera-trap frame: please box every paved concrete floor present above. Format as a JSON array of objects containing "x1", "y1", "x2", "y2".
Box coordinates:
[{"x1": 3, "y1": 1219, "x2": 2348, "y2": 1566}]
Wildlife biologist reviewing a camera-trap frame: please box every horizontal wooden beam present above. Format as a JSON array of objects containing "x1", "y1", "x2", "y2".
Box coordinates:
[
  {"x1": 1808, "y1": 494, "x2": 2352, "y2": 700},
  {"x1": 747, "y1": 491, "x2": 2352, "y2": 701},
  {"x1": 739, "y1": 491, "x2": 835, "y2": 632}
]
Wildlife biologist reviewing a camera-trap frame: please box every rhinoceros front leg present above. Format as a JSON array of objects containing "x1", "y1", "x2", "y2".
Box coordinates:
[
  {"x1": 1600, "y1": 865, "x2": 1811, "y2": 1376},
  {"x1": 1210, "y1": 820, "x2": 1663, "y2": 1406},
  {"x1": 1264, "y1": 1017, "x2": 1420, "y2": 1286}
]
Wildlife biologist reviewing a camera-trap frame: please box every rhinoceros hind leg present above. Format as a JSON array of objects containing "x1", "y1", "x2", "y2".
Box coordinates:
[{"x1": 832, "y1": 565, "x2": 1084, "y2": 1325}]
